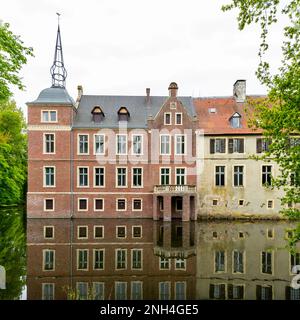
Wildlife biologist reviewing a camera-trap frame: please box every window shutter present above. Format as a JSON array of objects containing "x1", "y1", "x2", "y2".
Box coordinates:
[
  {"x1": 256, "y1": 285, "x2": 262, "y2": 300},
  {"x1": 240, "y1": 286, "x2": 244, "y2": 299},
  {"x1": 221, "y1": 284, "x2": 226, "y2": 299},
  {"x1": 228, "y1": 139, "x2": 233, "y2": 153},
  {"x1": 239, "y1": 139, "x2": 244, "y2": 153},
  {"x1": 210, "y1": 139, "x2": 215, "y2": 154},
  {"x1": 285, "y1": 286, "x2": 291, "y2": 300},
  {"x1": 209, "y1": 284, "x2": 214, "y2": 299},
  {"x1": 228, "y1": 284, "x2": 233, "y2": 299},
  {"x1": 257, "y1": 138, "x2": 262, "y2": 153},
  {"x1": 221, "y1": 139, "x2": 226, "y2": 153}
]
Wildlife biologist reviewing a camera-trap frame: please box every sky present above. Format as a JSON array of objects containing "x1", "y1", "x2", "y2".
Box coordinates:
[{"x1": 2, "y1": 0, "x2": 286, "y2": 114}]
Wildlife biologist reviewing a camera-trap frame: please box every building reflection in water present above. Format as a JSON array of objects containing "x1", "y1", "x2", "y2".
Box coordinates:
[{"x1": 27, "y1": 219, "x2": 300, "y2": 300}]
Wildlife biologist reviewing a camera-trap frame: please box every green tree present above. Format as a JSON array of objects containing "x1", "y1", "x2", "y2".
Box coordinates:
[
  {"x1": 0, "y1": 100, "x2": 27, "y2": 205},
  {"x1": 0, "y1": 21, "x2": 33, "y2": 101},
  {"x1": 222, "y1": 0, "x2": 300, "y2": 218}
]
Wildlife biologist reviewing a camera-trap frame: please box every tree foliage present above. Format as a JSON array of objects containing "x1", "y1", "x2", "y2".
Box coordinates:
[
  {"x1": 0, "y1": 21, "x2": 33, "y2": 101},
  {"x1": 222, "y1": 0, "x2": 300, "y2": 218},
  {"x1": 0, "y1": 100, "x2": 27, "y2": 205}
]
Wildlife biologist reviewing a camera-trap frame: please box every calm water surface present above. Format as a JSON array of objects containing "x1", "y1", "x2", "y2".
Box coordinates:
[{"x1": 1, "y1": 208, "x2": 300, "y2": 300}]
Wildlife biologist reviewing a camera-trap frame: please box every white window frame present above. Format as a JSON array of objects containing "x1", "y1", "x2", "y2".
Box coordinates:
[
  {"x1": 214, "y1": 250, "x2": 227, "y2": 273},
  {"x1": 116, "y1": 134, "x2": 128, "y2": 155},
  {"x1": 77, "y1": 225, "x2": 88, "y2": 239},
  {"x1": 116, "y1": 167, "x2": 127, "y2": 188},
  {"x1": 159, "y1": 257, "x2": 170, "y2": 270},
  {"x1": 94, "y1": 225, "x2": 104, "y2": 239},
  {"x1": 41, "y1": 110, "x2": 57, "y2": 123},
  {"x1": 232, "y1": 164, "x2": 245, "y2": 188},
  {"x1": 93, "y1": 166, "x2": 105, "y2": 188},
  {"x1": 94, "y1": 198, "x2": 104, "y2": 211},
  {"x1": 116, "y1": 225, "x2": 127, "y2": 239},
  {"x1": 160, "y1": 167, "x2": 171, "y2": 185},
  {"x1": 93, "y1": 134, "x2": 105, "y2": 155},
  {"x1": 132, "y1": 198, "x2": 143, "y2": 211},
  {"x1": 42, "y1": 283, "x2": 55, "y2": 300},
  {"x1": 175, "y1": 112, "x2": 183, "y2": 125},
  {"x1": 131, "y1": 281, "x2": 143, "y2": 300},
  {"x1": 159, "y1": 281, "x2": 171, "y2": 300},
  {"x1": 93, "y1": 249, "x2": 105, "y2": 271},
  {"x1": 93, "y1": 282, "x2": 105, "y2": 300},
  {"x1": 44, "y1": 198, "x2": 55, "y2": 211},
  {"x1": 261, "y1": 250, "x2": 274, "y2": 275},
  {"x1": 43, "y1": 166, "x2": 56, "y2": 188},
  {"x1": 115, "y1": 281, "x2": 127, "y2": 300},
  {"x1": 261, "y1": 164, "x2": 273, "y2": 187},
  {"x1": 78, "y1": 198, "x2": 88, "y2": 211},
  {"x1": 175, "y1": 134, "x2": 186, "y2": 155},
  {"x1": 115, "y1": 249, "x2": 127, "y2": 270},
  {"x1": 77, "y1": 166, "x2": 89, "y2": 188},
  {"x1": 174, "y1": 281, "x2": 186, "y2": 300},
  {"x1": 132, "y1": 225, "x2": 142, "y2": 239},
  {"x1": 131, "y1": 167, "x2": 143, "y2": 188},
  {"x1": 232, "y1": 250, "x2": 245, "y2": 274},
  {"x1": 76, "y1": 249, "x2": 89, "y2": 271},
  {"x1": 131, "y1": 134, "x2": 143, "y2": 155},
  {"x1": 76, "y1": 282, "x2": 88, "y2": 300},
  {"x1": 267, "y1": 199, "x2": 274, "y2": 210},
  {"x1": 164, "y1": 112, "x2": 172, "y2": 125},
  {"x1": 175, "y1": 167, "x2": 186, "y2": 185},
  {"x1": 131, "y1": 248, "x2": 143, "y2": 270},
  {"x1": 160, "y1": 134, "x2": 171, "y2": 155},
  {"x1": 43, "y1": 226, "x2": 55, "y2": 239},
  {"x1": 43, "y1": 133, "x2": 55, "y2": 154},
  {"x1": 116, "y1": 198, "x2": 127, "y2": 211},
  {"x1": 214, "y1": 164, "x2": 227, "y2": 187},
  {"x1": 77, "y1": 134, "x2": 89, "y2": 155},
  {"x1": 42, "y1": 249, "x2": 55, "y2": 271},
  {"x1": 175, "y1": 258, "x2": 186, "y2": 270}
]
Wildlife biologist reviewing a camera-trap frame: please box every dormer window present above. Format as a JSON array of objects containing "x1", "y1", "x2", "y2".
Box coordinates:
[
  {"x1": 230, "y1": 112, "x2": 242, "y2": 128},
  {"x1": 118, "y1": 107, "x2": 130, "y2": 121},
  {"x1": 91, "y1": 106, "x2": 104, "y2": 123}
]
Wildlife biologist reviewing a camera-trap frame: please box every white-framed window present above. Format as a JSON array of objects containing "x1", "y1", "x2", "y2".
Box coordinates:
[
  {"x1": 131, "y1": 281, "x2": 143, "y2": 300},
  {"x1": 160, "y1": 167, "x2": 171, "y2": 185},
  {"x1": 175, "y1": 282, "x2": 186, "y2": 300},
  {"x1": 175, "y1": 258, "x2": 186, "y2": 270},
  {"x1": 43, "y1": 133, "x2": 55, "y2": 154},
  {"x1": 44, "y1": 198, "x2": 54, "y2": 211},
  {"x1": 215, "y1": 251, "x2": 226, "y2": 273},
  {"x1": 93, "y1": 282, "x2": 105, "y2": 300},
  {"x1": 93, "y1": 249, "x2": 105, "y2": 270},
  {"x1": 175, "y1": 112, "x2": 182, "y2": 125},
  {"x1": 267, "y1": 200, "x2": 274, "y2": 209},
  {"x1": 256, "y1": 285, "x2": 273, "y2": 300},
  {"x1": 116, "y1": 167, "x2": 127, "y2": 187},
  {"x1": 132, "y1": 167, "x2": 143, "y2": 187},
  {"x1": 42, "y1": 283, "x2": 55, "y2": 300},
  {"x1": 175, "y1": 167, "x2": 186, "y2": 185},
  {"x1": 116, "y1": 198, "x2": 127, "y2": 211},
  {"x1": 94, "y1": 225, "x2": 104, "y2": 239},
  {"x1": 78, "y1": 198, "x2": 88, "y2": 211},
  {"x1": 209, "y1": 283, "x2": 226, "y2": 299},
  {"x1": 94, "y1": 134, "x2": 105, "y2": 155},
  {"x1": 77, "y1": 226, "x2": 88, "y2": 239},
  {"x1": 233, "y1": 165, "x2": 244, "y2": 187},
  {"x1": 94, "y1": 167, "x2": 105, "y2": 187},
  {"x1": 76, "y1": 282, "x2": 88, "y2": 300},
  {"x1": 77, "y1": 249, "x2": 89, "y2": 270},
  {"x1": 228, "y1": 138, "x2": 244, "y2": 153},
  {"x1": 233, "y1": 250, "x2": 244, "y2": 273},
  {"x1": 159, "y1": 282, "x2": 171, "y2": 300},
  {"x1": 164, "y1": 112, "x2": 171, "y2": 125},
  {"x1": 215, "y1": 166, "x2": 225, "y2": 187},
  {"x1": 116, "y1": 134, "x2": 127, "y2": 155},
  {"x1": 228, "y1": 284, "x2": 245, "y2": 300},
  {"x1": 132, "y1": 135, "x2": 143, "y2": 155},
  {"x1": 261, "y1": 251, "x2": 273, "y2": 274},
  {"x1": 159, "y1": 257, "x2": 170, "y2": 270},
  {"x1": 116, "y1": 226, "x2": 127, "y2": 238},
  {"x1": 131, "y1": 249, "x2": 143, "y2": 270},
  {"x1": 160, "y1": 135, "x2": 171, "y2": 155},
  {"x1": 44, "y1": 166, "x2": 55, "y2": 187},
  {"x1": 175, "y1": 134, "x2": 186, "y2": 155},
  {"x1": 262, "y1": 165, "x2": 272, "y2": 186},
  {"x1": 78, "y1": 134, "x2": 89, "y2": 154},
  {"x1": 132, "y1": 199, "x2": 142, "y2": 211},
  {"x1": 94, "y1": 198, "x2": 104, "y2": 211},
  {"x1": 78, "y1": 167, "x2": 89, "y2": 187},
  {"x1": 115, "y1": 282, "x2": 127, "y2": 300},
  {"x1": 115, "y1": 249, "x2": 127, "y2": 270},
  {"x1": 44, "y1": 226, "x2": 54, "y2": 239},
  {"x1": 43, "y1": 249, "x2": 55, "y2": 271},
  {"x1": 132, "y1": 226, "x2": 142, "y2": 238},
  {"x1": 210, "y1": 138, "x2": 226, "y2": 154},
  {"x1": 41, "y1": 110, "x2": 57, "y2": 123}
]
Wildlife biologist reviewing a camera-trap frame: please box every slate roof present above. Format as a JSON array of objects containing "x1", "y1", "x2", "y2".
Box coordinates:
[
  {"x1": 73, "y1": 95, "x2": 196, "y2": 128},
  {"x1": 28, "y1": 87, "x2": 75, "y2": 105}
]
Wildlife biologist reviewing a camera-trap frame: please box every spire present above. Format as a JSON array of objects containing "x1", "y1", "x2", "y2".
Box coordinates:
[{"x1": 50, "y1": 13, "x2": 67, "y2": 88}]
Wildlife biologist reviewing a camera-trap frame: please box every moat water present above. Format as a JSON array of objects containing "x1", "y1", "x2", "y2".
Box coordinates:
[{"x1": 0, "y1": 207, "x2": 299, "y2": 300}]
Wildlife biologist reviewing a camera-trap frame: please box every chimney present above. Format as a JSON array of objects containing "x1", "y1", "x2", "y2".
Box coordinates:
[
  {"x1": 77, "y1": 85, "x2": 83, "y2": 102},
  {"x1": 233, "y1": 80, "x2": 246, "y2": 103},
  {"x1": 168, "y1": 82, "x2": 178, "y2": 97},
  {"x1": 146, "y1": 88, "x2": 150, "y2": 102}
]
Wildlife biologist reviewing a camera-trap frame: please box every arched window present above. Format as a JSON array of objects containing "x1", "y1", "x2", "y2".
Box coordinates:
[
  {"x1": 118, "y1": 107, "x2": 130, "y2": 121},
  {"x1": 91, "y1": 106, "x2": 105, "y2": 123},
  {"x1": 230, "y1": 112, "x2": 241, "y2": 128}
]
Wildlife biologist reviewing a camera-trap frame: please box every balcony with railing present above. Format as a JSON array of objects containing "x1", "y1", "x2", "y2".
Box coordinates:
[{"x1": 154, "y1": 185, "x2": 196, "y2": 194}]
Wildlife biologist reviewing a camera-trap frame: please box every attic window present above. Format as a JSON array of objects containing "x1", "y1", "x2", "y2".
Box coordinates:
[
  {"x1": 230, "y1": 112, "x2": 241, "y2": 128},
  {"x1": 91, "y1": 106, "x2": 105, "y2": 123},
  {"x1": 208, "y1": 107, "x2": 216, "y2": 113},
  {"x1": 118, "y1": 107, "x2": 130, "y2": 121}
]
